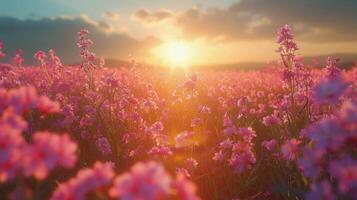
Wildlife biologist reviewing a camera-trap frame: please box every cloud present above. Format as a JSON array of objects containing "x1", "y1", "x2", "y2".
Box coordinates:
[
  {"x1": 0, "y1": 16, "x2": 160, "y2": 64},
  {"x1": 133, "y1": 9, "x2": 175, "y2": 24},
  {"x1": 104, "y1": 11, "x2": 120, "y2": 21},
  {"x1": 134, "y1": 0, "x2": 357, "y2": 43}
]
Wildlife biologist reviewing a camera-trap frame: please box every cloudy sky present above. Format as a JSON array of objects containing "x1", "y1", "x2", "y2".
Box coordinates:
[{"x1": 1, "y1": 0, "x2": 356, "y2": 66}]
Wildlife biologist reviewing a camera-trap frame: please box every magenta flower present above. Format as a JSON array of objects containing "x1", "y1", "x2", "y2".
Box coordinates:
[
  {"x1": 12, "y1": 49, "x2": 24, "y2": 66},
  {"x1": 261, "y1": 139, "x2": 277, "y2": 151},
  {"x1": 0, "y1": 41, "x2": 6, "y2": 59},
  {"x1": 185, "y1": 157, "x2": 198, "y2": 169},
  {"x1": 281, "y1": 139, "x2": 301, "y2": 161},
  {"x1": 313, "y1": 76, "x2": 349, "y2": 105},
  {"x1": 23, "y1": 132, "x2": 77, "y2": 180},
  {"x1": 109, "y1": 161, "x2": 172, "y2": 200},
  {"x1": 174, "y1": 173, "x2": 201, "y2": 200},
  {"x1": 262, "y1": 114, "x2": 282, "y2": 126},
  {"x1": 95, "y1": 137, "x2": 112, "y2": 156},
  {"x1": 297, "y1": 148, "x2": 325, "y2": 179},
  {"x1": 212, "y1": 150, "x2": 225, "y2": 161},
  {"x1": 305, "y1": 180, "x2": 336, "y2": 200},
  {"x1": 51, "y1": 162, "x2": 114, "y2": 200},
  {"x1": 148, "y1": 145, "x2": 173, "y2": 158},
  {"x1": 329, "y1": 156, "x2": 357, "y2": 194},
  {"x1": 229, "y1": 150, "x2": 256, "y2": 174},
  {"x1": 0, "y1": 125, "x2": 25, "y2": 182}
]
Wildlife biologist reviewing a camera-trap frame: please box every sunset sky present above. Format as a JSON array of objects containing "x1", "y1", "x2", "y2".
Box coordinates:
[{"x1": 1, "y1": 0, "x2": 357, "y2": 66}]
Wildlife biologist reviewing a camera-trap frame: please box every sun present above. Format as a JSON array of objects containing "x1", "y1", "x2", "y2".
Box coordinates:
[{"x1": 162, "y1": 41, "x2": 190, "y2": 67}]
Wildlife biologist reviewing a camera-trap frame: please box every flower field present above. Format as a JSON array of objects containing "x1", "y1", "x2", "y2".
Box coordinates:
[{"x1": 0, "y1": 25, "x2": 356, "y2": 200}]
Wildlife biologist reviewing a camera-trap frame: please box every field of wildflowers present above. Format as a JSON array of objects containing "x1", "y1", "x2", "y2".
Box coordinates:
[{"x1": 0, "y1": 25, "x2": 356, "y2": 200}]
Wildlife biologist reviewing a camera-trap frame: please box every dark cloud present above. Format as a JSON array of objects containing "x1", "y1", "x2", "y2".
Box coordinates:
[
  {"x1": 0, "y1": 16, "x2": 160, "y2": 64},
  {"x1": 139, "y1": 0, "x2": 357, "y2": 43},
  {"x1": 133, "y1": 9, "x2": 175, "y2": 24}
]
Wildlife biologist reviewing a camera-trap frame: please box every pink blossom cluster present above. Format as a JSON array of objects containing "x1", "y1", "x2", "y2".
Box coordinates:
[
  {"x1": 0, "y1": 86, "x2": 77, "y2": 183},
  {"x1": 109, "y1": 161, "x2": 200, "y2": 200}
]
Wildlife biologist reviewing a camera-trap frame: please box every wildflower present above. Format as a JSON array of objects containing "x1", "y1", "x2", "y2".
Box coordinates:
[
  {"x1": 262, "y1": 114, "x2": 282, "y2": 126},
  {"x1": 212, "y1": 151, "x2": 225, "y2": 161},
  {"x1": 95, "y1": 137, "x2": 112, "y2": 156},
  {"x1": 237, "y1": 127, "x2": 256, "y2": 141},
  {"x1": 36, "y1": 96, "x2": 61, "y2": 114},
  {"x1": 190, "y1": 118, "x2": 201, "y2": 127},
  {"x1": 276, "y1": 24, "x2": 299, "y2": 55},
  {"x1": 0, "y1": 125, "x2": 25, "y2": 182},
  {"x1": 325, "y1": 57, "x2": 341, "y2": 79},
  {"x1": 305, "y1": 180, "x2": 336, "y2": 200},
  {"x1": 220, "y1": 138, "x2": 233, "y2": 149},
  {"x1": 313, "y1": 76, "x2": 349, "y2": 105},
  {"x1": 338, "y1": 100, "x2": 357, "y2": 124},
  {"x1": 306, "y1": 119, "x2": 346, "y2": 151},
  {"x1": 176, "y1": 168, "x2": 191, "y2": 178},
  {"x1": 0, "y1": 41, "x2": 5, "y2": 59},
  {"x1": 261, "y1": 139, "x2": 277, "y2": 151},
  {"x1": 229, "y1": 150, "x2": 256, "y2": 174},
  {"x1": 12, "y1": 49, "x2": 24, "y2": 66},
  {"x1": 329, "y1": 156, "x2": 357, "y2": 193},
  {"x1": 199, "y1": 105, "x2": 211, "y2": 114},
  {"x1": 51, "y1": 162, "x2": 114, "y2": 200},
  {"x1": 175, "y1": 131, "x2": 196, "y2": 148},
  {"x1": 34, "y1": 51, "x2": 47, "y2": 66},
  {"x1": 148, "y1": 145, "x2": 173, "y2": 158},
  {"x1": 174, "y1": 173, "x2": 201, "y2": 200},
  {"x1": 109, "y1": 161, "x2": 172, "y2": 200},
  {"x1": 281, "y1": 139, "x2": 301, "y2": 161},
  {"x1": 23, "y1": 132, "x2": 77, "y2": 180},
  {"x1": 297, "y1": 148, "x2": 325, "y2": 179},
  {"x1": 185, "y1": 158, "x2": 198, "y2": 169}
]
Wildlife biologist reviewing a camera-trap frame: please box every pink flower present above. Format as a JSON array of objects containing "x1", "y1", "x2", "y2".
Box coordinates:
[
  {"x1": 51, "y1": 162, "x2": 114, "y2": 200},
  {"x1": 95, "y1": 137, "x2": 112, "y2": 156},
  {"x1": 23, "y1": 132, "x2": 77, "y2": 180},
  {"x1": 281, "y1": 139, "x2": 301, "y2": 161},
  {"x1": 175, "y1": 131, "x2": 196, "y2": 148},
  {"x1": 0, "y1": 41, "x2": 5, "y2": 59},
  {"x1": 34, "y1": 51, "x2": 47, "y2": 65},
  {"x1": 36, "y1": 96, "x2": 61, "y2": 114},
  {"x1": 109, "y1": 161, "x2": 172, "y2": 200},
  {"x1": 212, "y1": 150, "x2": 224, "y2": 161},
  {"x1": 313, "y1": 76, "x2": 349, "y2": 105},
  {"x1": 229, "y1": 150, "x2": 256, "y2": 174},
  {"x1": 276, "y1": 24, "x2": 299, "y2": 53},
  {"x1": 148, "y1": 145, "x2": 173, "y2": 158},
  {"x1": 237, "y1": 127, "x2": 256, "y2": 140},
  {"x1": 325, "y1": 57, "x2": 341, "y2": 78},
  {"x1": 174, "y1": 173, "x2": 201, "y2": 200},
  {"x1": 298, "y1": 148, "x2": 325, "y2": 179},
  {"x1": 185, "y1": 157, "x2": 198, "y2": 169},
  {"x1": 6, "y1": 86, "x2": 38, "y2": 114},
  {"x1": 190, "y1": 118, "x2": 201, "y2": 127},
  {"x1": 329, "y1": 156, "x2": 357, "y2": 193},
  {"x1": 305, "y1": 180, "x2": 336, "y2": 200},
  {"x1": 0, "y1": 108, "x2": 27, "y2": 132},
  {"x1": 0, "y1": 124, "x2": 25, "y2": 182},
  {"x1": 262, "y1": 114, "x2": 282, "y2": 126},
  {"x1": 12, "y1": 49, "x2": 24, "y2": 66},
  {"x1": 261, "y1": 139, "x2": 277, "y2": 151},
  {"x1": 220, "y1": 138, "x2": 233, "y2": 149},
  {"x1": 176, "y1": 167, "x2": 191, "y2": 178}
]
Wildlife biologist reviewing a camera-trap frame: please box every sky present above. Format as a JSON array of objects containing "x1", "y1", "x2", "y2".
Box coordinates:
[{"x1": 0, "y1": 0, "x2": 357, "y2": 66}]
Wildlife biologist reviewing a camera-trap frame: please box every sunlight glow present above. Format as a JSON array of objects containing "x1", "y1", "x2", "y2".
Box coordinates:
[{"x1": 158, "y1": 41, "x2": 191, "y2": 68}]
